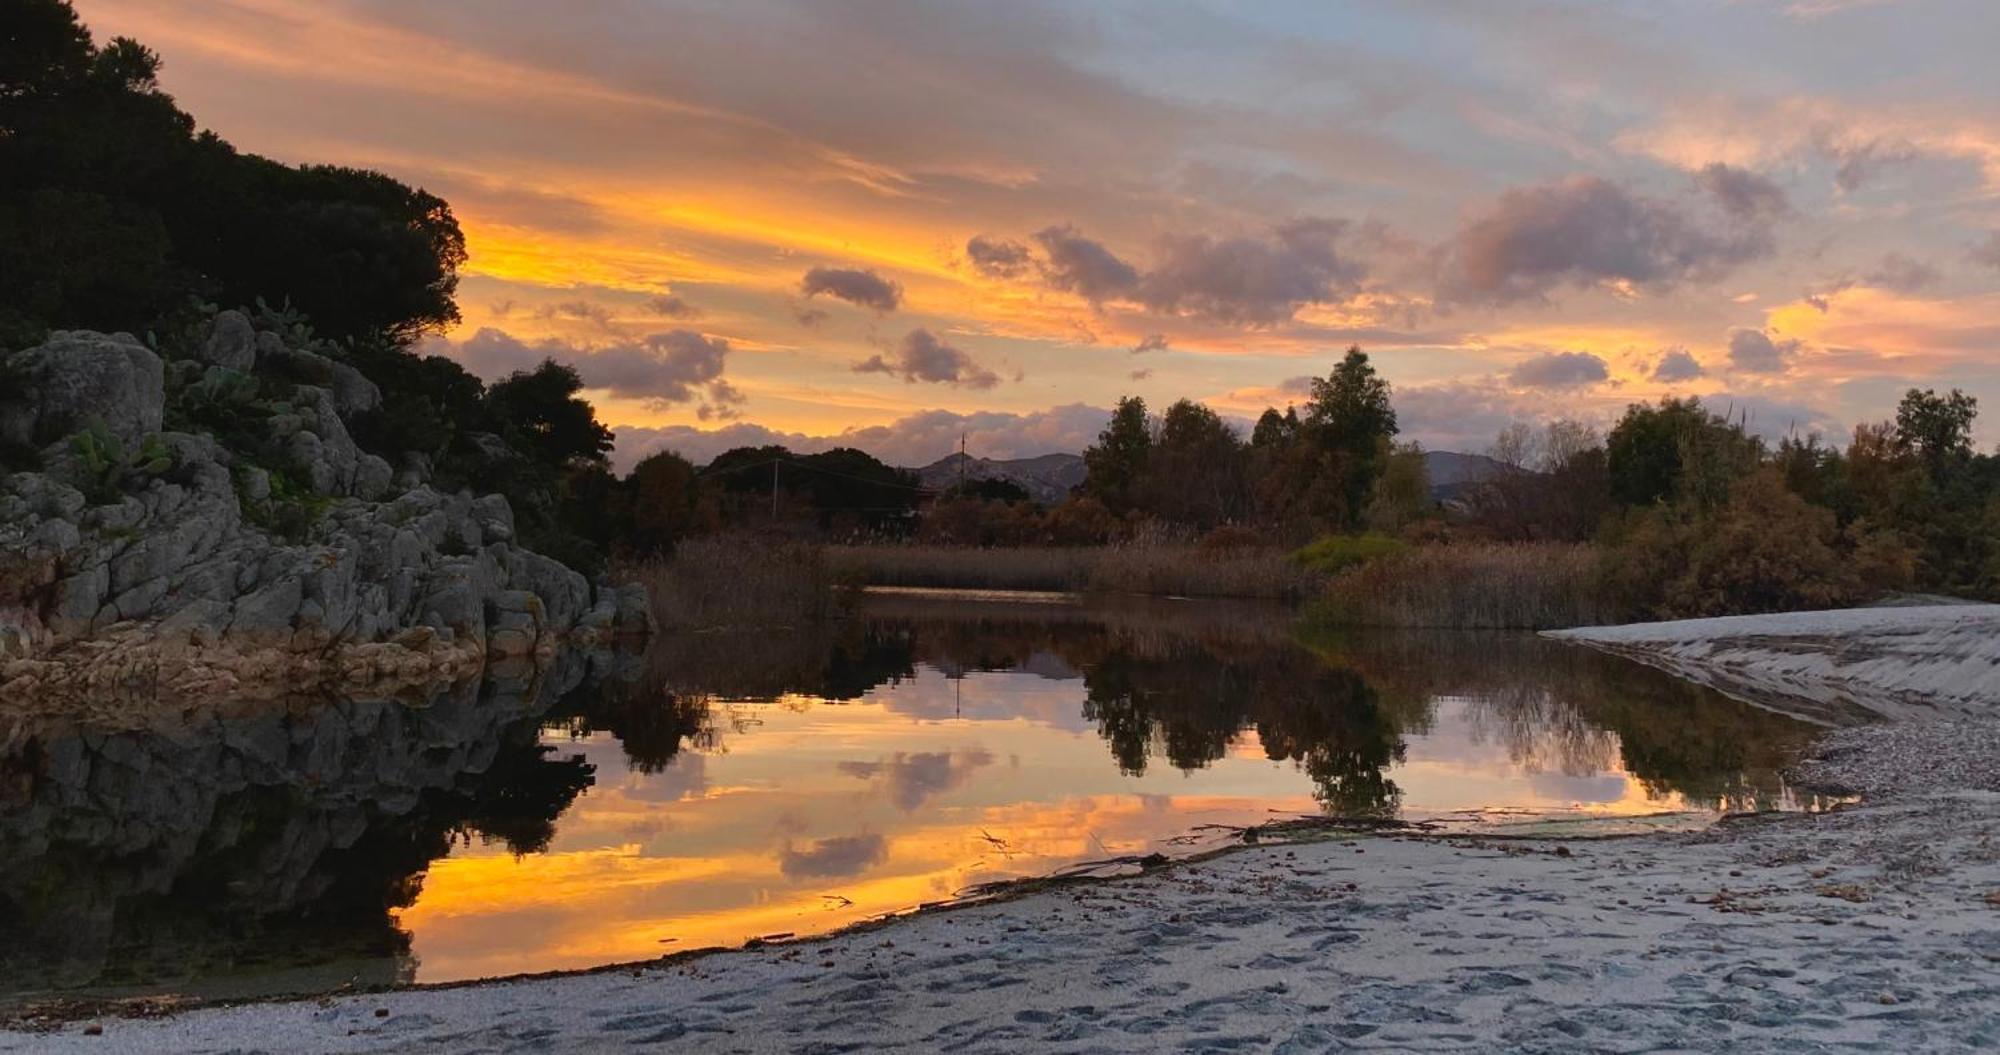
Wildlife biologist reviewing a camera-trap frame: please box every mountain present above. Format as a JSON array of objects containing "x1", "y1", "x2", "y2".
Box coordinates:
[
  {"x1": 1422, "y1": 450, "x2": 1514, "y2": 505},
  {"x1": 912, "y1": 452, "x2": 1088, "y2": 504}
]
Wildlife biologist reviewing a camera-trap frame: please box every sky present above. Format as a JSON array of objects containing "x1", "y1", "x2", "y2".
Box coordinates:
[{"x1": 74, "y1": 0, "x2": 2000, "y2": 468}]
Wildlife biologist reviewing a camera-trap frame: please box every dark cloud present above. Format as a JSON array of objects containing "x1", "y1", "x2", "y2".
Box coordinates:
[
  {"x1": 855, "y1": 328, "x2": 1001, "y2": 388},
  {"x1": 1810, "y1": 251, "x2": 1946, "y2": 310},
  {"x1": 1727, "y1": 327, "x2": 1799, "y2": 374},
  {"x1": 778, "y1": 834, "x2": 888, "y2": 879},
  {"x1": 1278, "y1": 375, "x2": 1316, "y2": 396},
  {"x1": 1131, "y1": 333, "x2": 1169, "y2": 354},
  {"x1": 442, "y1": 327, "x2": 743, "y2": 413},
  {"x1": 1652, "y1": 347, "x2": 1705, "y2": 381},
  {"x1": 612, "y1": 403, "x2": 1110, "y2": 471},
  {"x1": 1822, "y1": 135, "x2": 1919, "y2": 192},
  {"x1": 1137, "y1": 218, "x2": 1362, "y2": 325},
  {"x1": 1508, "y1": 350, "x2": 1610, "y2": 389},
  {"x1": 647, "y1": 294, "x2": 702, "y2": 319},
  {"x1": 1033, "y1": 224, "x2": 1142, "y2": 302},
  {"x1": 1694, "y1": 163, "x2": 1789, "y2": 220},
  {"x1": 1974, "y1": 232, "x2": 2000, "y2": 270},
  {"x1": 836, "y1": 750, "x2": 993, "y2": 811},
  {"x1": 1019, "y1": 220, "x2": 1364, "y2": 325},
  {"x1": 1129, "y1": 367, "x2": 1153, "y2": 380},
  {"x1": 1436, "y1": 175, "x2": 1778, "y2": 305},
  {"x1": 1864, "y1": 252, "x2": 1940, "y2": 292},
  {"x1": 800, "y1": 266, "x2": 903, "y2": 312},
  {"x1": 966, "y1": 235, "x2": 1034, "y2": 279}
]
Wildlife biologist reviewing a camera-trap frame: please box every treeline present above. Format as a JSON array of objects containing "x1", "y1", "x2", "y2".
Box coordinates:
[
  {"x1": 919, "y1": 346, "x2": 1419, "y2": 547},
  {"x1": 1466, "y1": 390, "x2": 1999, "y2": 613}
]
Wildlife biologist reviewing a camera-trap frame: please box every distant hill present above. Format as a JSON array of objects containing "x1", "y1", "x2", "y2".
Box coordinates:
[
  {"x1": 912, "y1": 452, "x2": 1088, "y2": 504},
  {"x1": 1423, "y1": 450, "x2": 1514, "y2": 505}
]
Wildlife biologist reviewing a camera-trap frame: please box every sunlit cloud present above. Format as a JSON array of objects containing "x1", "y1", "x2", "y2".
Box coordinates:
[{"x1": 69, "y1": 0, "x2": 2000, "y2": 449}]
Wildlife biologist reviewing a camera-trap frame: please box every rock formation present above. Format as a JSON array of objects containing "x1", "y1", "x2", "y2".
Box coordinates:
[{"x1": 0, "y1": 311, "x2": 650, "y2": 704}]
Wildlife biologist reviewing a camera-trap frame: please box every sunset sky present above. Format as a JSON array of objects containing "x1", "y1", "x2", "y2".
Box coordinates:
[{"x1": 76, "y1": 0, "x2": 2000, "y2": 467}]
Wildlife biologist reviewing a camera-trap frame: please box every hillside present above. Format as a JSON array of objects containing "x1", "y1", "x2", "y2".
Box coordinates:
[{"x1": 912, "y1": 453, "x2": 1088, "y2": 504}]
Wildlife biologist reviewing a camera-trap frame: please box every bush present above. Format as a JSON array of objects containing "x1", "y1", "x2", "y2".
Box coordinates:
[
  {"x1": 1606, "y1": 467, "x2": 1915, "y2": 619},
  {"x1": 1292, "y1": 533, "x2": 1408, "y2": 575}
]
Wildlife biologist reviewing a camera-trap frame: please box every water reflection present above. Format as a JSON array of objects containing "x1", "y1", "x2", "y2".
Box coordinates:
[{"x1": 0, "y1": 595, "x2": 1828, "y2": 1004}]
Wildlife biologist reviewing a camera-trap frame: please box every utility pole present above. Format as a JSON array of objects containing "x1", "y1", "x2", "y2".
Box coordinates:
[{"x1": 958, "y1": 432, "x2": 967, "y2": 490}]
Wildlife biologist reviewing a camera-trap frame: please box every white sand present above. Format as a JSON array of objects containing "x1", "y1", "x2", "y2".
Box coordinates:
[
  {"x1": 1548, "y1": 604, "x2": 2000, "y2": 724},
  {"x1": 7, "y1": 607, "x2": 1999, "y2": 1053}
]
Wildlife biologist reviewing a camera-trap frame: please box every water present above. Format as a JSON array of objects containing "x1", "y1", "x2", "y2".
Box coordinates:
[{"x1": 0, "y1": 593, "x2": 1830, "y2": 1007}]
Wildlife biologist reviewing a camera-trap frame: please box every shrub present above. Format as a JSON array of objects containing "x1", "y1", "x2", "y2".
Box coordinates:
[
  {"x1": 1608, "y1": 467, "x2": 1915, "y2": 619},
  {"x1": 1292, "y1": 533, "x2": 1408, "y2": 576}
]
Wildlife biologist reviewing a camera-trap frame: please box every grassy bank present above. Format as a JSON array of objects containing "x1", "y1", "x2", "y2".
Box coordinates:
[
  {"x1": 825, "y1": 544, "x2": 1323, "y2": 600},
  {"x1": 1309, "y1": 542, "x2": 1620, "y2": 630}
]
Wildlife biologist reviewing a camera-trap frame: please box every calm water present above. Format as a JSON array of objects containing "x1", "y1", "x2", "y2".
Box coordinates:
[{"x1": 0, "y1": 594, "x2": 1828, "y2": 1005}]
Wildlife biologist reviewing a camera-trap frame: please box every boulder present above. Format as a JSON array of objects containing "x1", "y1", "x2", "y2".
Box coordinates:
[
  {"x1": 200, "y1": 311, "x2": 258, "y2": 372},
  {"x1": 8, "y1": 332, "x2": 164, "y2": 447}
]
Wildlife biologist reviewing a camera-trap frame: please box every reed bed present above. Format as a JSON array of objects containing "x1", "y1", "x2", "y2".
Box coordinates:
[
  {"x1": 825, "y1": 544, "x2": 1323, "y2": 600},
  {"x1": 621, "y1": 534, "x2": 839, "y2": 630},
  {"x1": 1312, "y1": 542, "x2": 1619, "y2": 630}
]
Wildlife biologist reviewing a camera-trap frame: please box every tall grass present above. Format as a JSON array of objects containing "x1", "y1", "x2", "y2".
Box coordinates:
[
  {"x1": 621, "y1": 534, "x2": 839, "y2": 630},
  {"x1": 826, "y1": 543, "x2": 1323, "y2": 600},
  {"x1": 1311, "y1": 543, "x2": 1619, "y2": 630}
]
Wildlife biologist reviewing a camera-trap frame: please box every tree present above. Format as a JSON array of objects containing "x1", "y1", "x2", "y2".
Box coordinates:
[
  {"x1": 624, "y1": 451, "x2": 697, "y2": 555},
  {"x1": 1606, "y1": 397, "x2": 1760, "y2": 511},
  {"x1": 484, "y1": 360, "x2": 612, "y2": 470},
  {"x1": 1251, "y1": 406, "x2": 1300, "y2": 447},
  {"x1": 1895, "y1": 388, "x2": 1977, "y2": 480},
  {"x1": 0, "y1": 1, "x2": 465, "y2": 344},
  {"x1": 1302, "y1": 346, "x2": 1398, "y2": 529},
  {"x1": 1083, "y1": 396, "x2": 1151, "y2": 514},
  {"x1": 1364, "y1": 442, "x2": 1432, "y2": 534},
  {"x1": 1138, "y1": 398, "x2": 1244, "y2": 529}
]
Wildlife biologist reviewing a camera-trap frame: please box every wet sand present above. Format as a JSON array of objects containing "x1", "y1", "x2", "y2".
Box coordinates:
[{"x1": 5, "y1": 609, "x2": 1997, "y2": 1053}]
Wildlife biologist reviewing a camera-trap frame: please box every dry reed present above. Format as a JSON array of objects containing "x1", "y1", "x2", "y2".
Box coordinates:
[
  {"x1": 621, "y1": 534, "x2": 839, "y2": 630},
  {"x1": 1313, "y1": 542, "x2": 1619, "y2": 630},
  {"x1": 825, "y1": 544, "x2": 1322, "y2": 600}
]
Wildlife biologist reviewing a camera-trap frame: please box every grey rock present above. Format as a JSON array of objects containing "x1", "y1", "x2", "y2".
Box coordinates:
[
  {"x1": 201, "y1": 311, "x2": 258, "y2": 372},
  {"x1": 328, "y1": 362, "x2": 382, "y2": 417},
  {"x1": 8, "y1": 332, "x2": 165, "y2": 447},
  {"x1": 354, "y1": 454, "x2": 392, "y2": 501},
  {"x1": 229, "y1": 576, "x2": 303, "y2": 644}
]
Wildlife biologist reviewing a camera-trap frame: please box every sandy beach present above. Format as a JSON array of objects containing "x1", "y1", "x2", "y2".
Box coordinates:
[{"x1": 5, "y1": 606, "x2": 1996, "y2": 1054}]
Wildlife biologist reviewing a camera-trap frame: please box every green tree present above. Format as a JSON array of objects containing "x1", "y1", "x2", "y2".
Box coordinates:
[
  {"x1": 1895, "y1": 388, "x2": 1977, "y2": 481},
  {"x1": 0, "y1": 1, "x2": 464, "y2": 343},
  {"x1": 624, "y1": 451, "x2": 697, "y2": 555},
  {"x1": 1083, "y1": 396, "x2": 1152, "y2": 514},
  {"x1": 1302, "y1": 346, "x2": 1397, "y2": 529},
  {"x1": 484, "y1": 360, "x2": 612, "y2": 470},
  {"x1": 1605, "y1": 397, "x2": 1760, "y2": 511},
  {"x1": 1138, "y1": 398, "x2": 1244, "y2": 529}
]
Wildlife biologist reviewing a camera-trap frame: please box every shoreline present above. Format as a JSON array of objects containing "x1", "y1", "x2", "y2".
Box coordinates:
[{"x1": 4, "y1": 606, "x2": 1996, "y2": 1052}]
